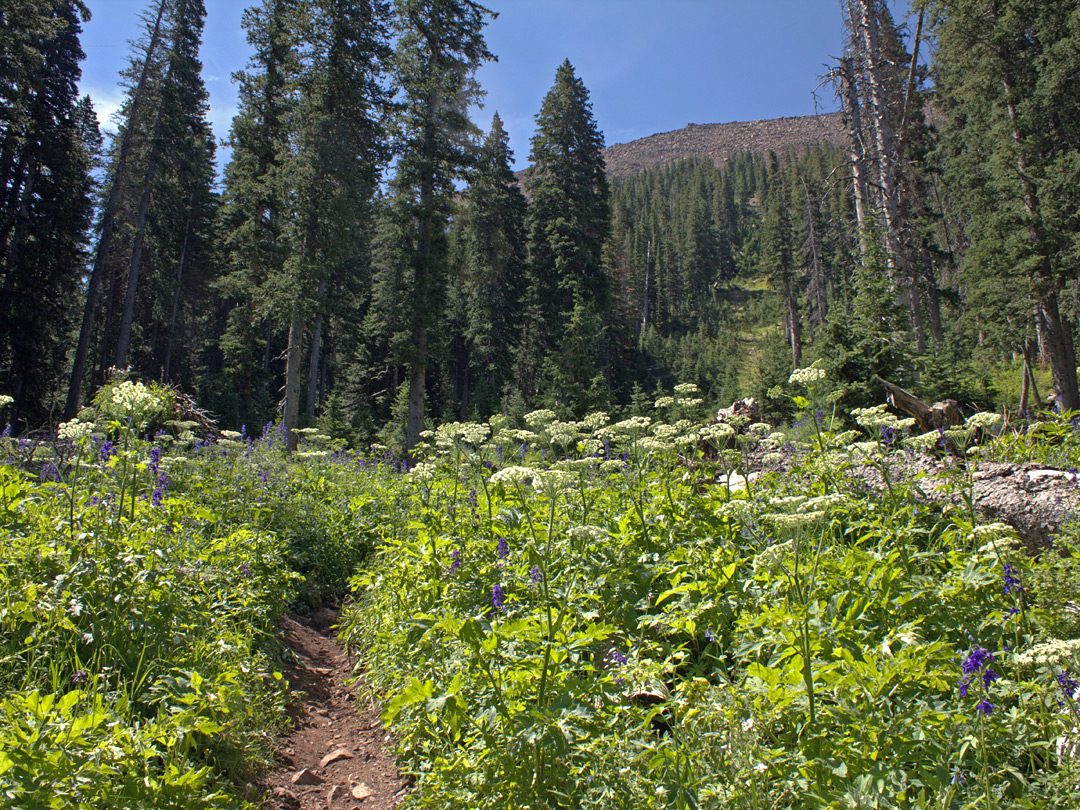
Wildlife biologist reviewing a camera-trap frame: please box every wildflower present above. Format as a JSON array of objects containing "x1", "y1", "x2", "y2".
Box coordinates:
[
  {"x1": 490, "y1": 465, "x2": 533, "y2": 486},
  {"x1": 606, "y1": 649, "x2": 628, "y2": 666},
  {"x1": 966, "y1": 411, "x2": 1002, "y2": 430},
  {"x1": 523, "y1": 409, "x2": 557, "y2": 428},
  {"x1": 673, "y1": 382, "x2": 700, "y2": 397},
  {"x1": 1058, "y1": 670, "x2": 1079, "y2": 700},
  {"x1": 788, "y1": 366, "x2": 826, "y2": 386},
  {"x1": 1016, "y1": 638, "x2": 1080, "y2": 667},
  {"x1": 705, "y1": 629, "x2": 717, "y2": 643},
  {"x1": 975, "y1": 699, "x2": 994, "y2": 716},
  {"x1": 148, "y1": 446, "x2": 160, "y2": 475},
  {"x1": 241, "y1": 563, "x2": 253, "y2": 579},
  {"x1": 654, "y1": 396, "x2": 675, "y2": 409},
  {"x1": 492, "y1": 583, "x2": 506, "y2": 612},
  {"x1": 58, "y1": 418, "x2": 93, "y2": 441},
  {"x1": 1003, "y1": 564, "x2": 1022, "y2": 595},
  {"x1": 530, "y1": 565, "x2": 543, "y2": 584},
  {"x1": 0, "y1": 395, "x2": 12, "y2": 408},
  {"x1": 449, "y1": 549, "x2": 462, "y2": 575},
  {"x1": 71, "y1": 669, "x2": 88, "y2": 685},
  {"x1": 496, "y1": 537, "x2": 509, "y2": 559}
]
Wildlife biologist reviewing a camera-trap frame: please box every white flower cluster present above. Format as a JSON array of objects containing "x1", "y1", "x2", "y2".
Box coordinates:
[
  {"x1": 409, "y1": 461, "x2": 440, "y2": 483},
  {"x1": 788, "y1": 366, "x2": 826, "y2": 386},
  {"x1": 717, "y1": 499, "x2": 754, "y2": 522},
  {"x1": 111, "y1": 380, "x2": 160, "y2": 414},
  {"x1": 58, "y1": 418, "x2": 93, "y2": 441},
  {"x1": 534, "y1": 469, "x2": 575, "y2": 492},
  {"x1": 0, "y1": 395, "x2": 13, "y2": 408},
  {"x1": 673, "y1": 383, "x2": 700, "y2": 397},
  {"x1": 1015, "y1": 638, "x2": 1080, "y2": 667},
  {"x1": 581, "y1": 411, "x2": 610, "y2": 431},
  {"x1": 851, "y1": 404, "x2": 914, "y2": 432},
  {"x1": 767, "y1": 511, "x2": 826, "y2": 529},
  {"x1": 547, "y1": 420, "x2": 580, "y2": 446},
  {"x1": 221, "y1": 430, "x2": 242, "y2": 440},
  {"x1": 566, "y1": 525, "x2": 609, "y2": 541},
  {"x1": 654, "y1": 396, "x2": 675, "y2": 410},
  {"x1": 294, "y1": 451, "x2": 329, "y2": 461},
  {"x1": 609, "y1": 416, "x2": 652, "y2": 435},
  {"x1": 490, "y1": 465, "x2": 534, "y2": 486},
  {"x1": 753, "y1": 539, "x2": 795, "y2": 572},
  {"x1": 904, "y1": 431, "x2": 941, "y2": 451},
  {"x1": 966, "y1": 411, "x2": 1003, "y2": 430},
  {"x1": 524, "y1": 409, "x2": 557, "y2": 429}
]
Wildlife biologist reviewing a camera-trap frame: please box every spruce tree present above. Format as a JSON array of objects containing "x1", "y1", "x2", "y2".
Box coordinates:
[
  {"x1": 0, "y1": 1, "x2": 96, "y2": 424},
  {"x1": 517, "y1": 59, "x2": 610, "y2": 406},
  {"x1": 375, "y1": 0, "x2": 494, "y2": 455},
  {"x1": 929, "y1": 0, "x2": 1080, "y2": 408}
]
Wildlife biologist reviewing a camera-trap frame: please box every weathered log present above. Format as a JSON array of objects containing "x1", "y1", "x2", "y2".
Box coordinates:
[{"x1": 874, "y1": 375, "x2": 962, "y2": 432}]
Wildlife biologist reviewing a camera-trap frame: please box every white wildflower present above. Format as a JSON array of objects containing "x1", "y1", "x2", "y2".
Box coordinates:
[
  {"x1": 966, "y1": 411, "x2": 1003, "y2": 430},
  {"x1": 490, "y1": 465, "x2": 534, "y2": 486},
  {"x1": 799, "y1": 493, "x2": 845, "y2": 513},
  {"x1": 673, "y1": 382, "x2": 700, "y2": 397},
  {"x1": 762, "y1": 451, "x2": 782, "y2": 465},
  {"x1": 905, "y1": 431, "x2": 940, "y2": 451},
  {"x1": 610, "y1": 416, "x2": 652, "y2": 434},
  {"x1": 567, "y1": 525, "x2": 609, "y2": 541},
  {"x1": 717, "y1": 499, "x2": 754, "y2": 522},
  {"x1": 581, "y1": 411, "x2": 610, "y2": 431},
  {"x1": 700, "y1": 423, "x2": 735, "y2": 443},
  {"x1": 58, "y1": 419, "x2": 93, "y2": 441},
  {"x1": 767, "y1": 511, "x2": 826, "y2": 529},
  {"x1": 524, "y1": 409, "x2": 557, "y2": 428},
  {"x1": 748, "y1": 422, "x2": 773, "y2": 436},
  {"x1": 111, "y1": 380, "x2": 160, "y2": 413},
  {"x1": 0, "y1": 395, "x2": 13, "y2": 408},
  {"x1": 1016, "y1": 638, "x2": 1080, "y2": 667},
  {"x1": 654, "y1": 396, "x2": 676, "y2": 410},
  {"x1": 547, "y1": 420, "x2": 581, "y2": 446},
  {"x1": 768, "y1": 494, "x2": 807, "y2": 512},
  {"x1": 409, "y1": 461, "x2": 440, "y2": 483},
  {"x1": 789, "y1": 366, "x2": 826, "y2": 386},
  {"x1": 753, "y1": 539, "x2": 794, "y2": 572},
  {"x1": 534, "y1": 469, "x2": 575, "y2": 492},
  {"x1": 221, "y1": 430, "x2": 242, "y2": 440},
  {"x1": 294, "y1": 451, "x2": 329, "y2": 461},
  {"x1": 293, "y1": 427, "x2": 320, "y2": 436},
  {"x1": 600, "y1": 460, "x2": 625, "y2": 475}
]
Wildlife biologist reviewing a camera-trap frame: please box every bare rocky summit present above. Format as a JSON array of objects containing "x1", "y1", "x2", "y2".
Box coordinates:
[{"x1": 600, "y1": 112, "x2": 846, "y2": 177}]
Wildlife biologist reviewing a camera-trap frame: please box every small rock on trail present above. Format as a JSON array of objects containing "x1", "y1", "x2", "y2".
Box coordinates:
[{"x1": 259, "y1": 608, "x2": 406, "y2": 810}]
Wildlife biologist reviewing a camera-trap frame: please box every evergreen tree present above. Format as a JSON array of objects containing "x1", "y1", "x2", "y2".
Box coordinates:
[
  {"x1": 373, "y1": 0, "x2": 493, "y2": 455},
  {"x1": 0, "y1": 1, "x2": 96, "y2": 424},
  {"x1": 517, "y1": 59, "x2": 610, "y2": 406},
  {"x1": 928, "y1": 0, "x2": 1080, "y2": 408},
  {"x1": 450, "y1": 112, "x2": 526, "y2": 417}
]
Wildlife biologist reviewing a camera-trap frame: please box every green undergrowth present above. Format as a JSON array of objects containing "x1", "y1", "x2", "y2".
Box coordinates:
[
  {"x1": 0, "y1": 380, "x2": 398, "y2": 809},
  {"x1": 6, "y1": 374, "x2": 1080, "y2": 808},
  {"x1": 340, "y1": 379, "x2": 1080, "y2": 809}
]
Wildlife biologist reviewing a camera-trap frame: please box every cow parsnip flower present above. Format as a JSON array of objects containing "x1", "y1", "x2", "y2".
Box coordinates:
[
  {"x1": 0, "y1": 395, "x2": 13, "y2": 408},
  {"x1": 673, "y1": 382, "x2": 700, "y2": 397},
  {"x1": 490, "y1": 466, "x2": 534, "y2": 486},
  {"x1": 966, "y1": 411, "x2": 1002, "y2": 430},
  {"x1": 1016, "y1": 638, "x2": 1080, "y2": 667},
  {"x1": 58, "y1": 419, "x2": 93, "y2": 441},
  {"x1": 789, "y1": 366, "x2": 826, "y2": 386},
  {"x1": 524, "y1": 409, "x2": 557, "y2": 428}
]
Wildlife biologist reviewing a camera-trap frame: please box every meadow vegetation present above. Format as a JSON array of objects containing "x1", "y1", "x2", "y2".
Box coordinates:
[{"x1": 4, "y1": 374, "x2": 1080, "y2": 808}]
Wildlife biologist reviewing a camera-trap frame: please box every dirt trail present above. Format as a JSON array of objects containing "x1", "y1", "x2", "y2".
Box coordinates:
[{"x1": 259, "y1": 607, "x2": 407, "y2": 810}]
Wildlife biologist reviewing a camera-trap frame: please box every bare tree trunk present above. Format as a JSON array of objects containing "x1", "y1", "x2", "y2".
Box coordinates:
[
  {"x1": 162, "y1": 203, "x2": 193, "y2": 382},
  {"x1": 66, "y1": 0, "x2": 168, "y2": 417},
  {"x1": 305, "y1": 280, "x2": 326, "y2": 418},
  {"x1": 1040, "y1": 289, "x2": 1079, "y2": 410},
  {"x1": 639, "y1": 239, "x2": 651, "y2": 344},
  {"x1": 801, "y1": 179, "x2": 828, "y2": 328},
  {"x1": 839, "y1": 56, "x2": 871, "y2": 264},
  {"x1": 283, "y1": 304, "x2": 305, "y2": 451}
]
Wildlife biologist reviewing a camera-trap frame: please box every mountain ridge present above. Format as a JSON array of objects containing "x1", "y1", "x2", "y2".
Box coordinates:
[{"x1": 599, "y1": 111, "x2": 847, "y2": 177}]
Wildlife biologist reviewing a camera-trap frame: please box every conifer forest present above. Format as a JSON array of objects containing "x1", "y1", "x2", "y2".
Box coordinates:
[{"x1": 5, "y1": 1, "x2": 1080, "y2": 808}]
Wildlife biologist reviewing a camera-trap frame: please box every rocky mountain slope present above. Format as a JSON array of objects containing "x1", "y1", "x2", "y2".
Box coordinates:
[{"x1": 601, "y1": 111, "x2": 846, "y2": 177}]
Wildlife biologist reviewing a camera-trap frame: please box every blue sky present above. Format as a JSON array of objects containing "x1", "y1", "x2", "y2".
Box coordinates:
[{"x1": 78, "y1": 0, "x2": 914, "y2": 172}]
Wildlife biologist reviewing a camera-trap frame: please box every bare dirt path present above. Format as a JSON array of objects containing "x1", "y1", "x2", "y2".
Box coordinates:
[{"x1": 259, "y1": 607, "x2": 407, "y2": 810}]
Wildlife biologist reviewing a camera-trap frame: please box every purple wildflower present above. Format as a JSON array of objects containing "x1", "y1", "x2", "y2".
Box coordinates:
[
  {"x1": 497, "y1": 537, "x2": 509, "y2": 560},
  {"x1": 1058, "y1": 670, "x2": 1079, "y2": 700},
  {"x1": 100, "y1": 440, "x2": 115, "y2": 462},
  {"x1": 71, "y1": 669, "x2": 88, "y2": 685},
  {"x1": 148, "y1": 446, "x2": 160, "y2": 475},
  {"x1": 492, "y1": 583, "x2": 506, "y2": 612},
  {"x1": 1003, "y1": 564, "x2": 1022, "y2": 595},
  {"x1": 606, "y1": 649, "x2": 628, "y2": 666},
  {"x1": 530, "y1": 565, "x2": 542, "y2": 584},
  {"x1": 449, "y1": 549, "x2": 461, "y2": 575},
  {"x1": 976, "y1": 699, "x2": 994, "y2": 716}
]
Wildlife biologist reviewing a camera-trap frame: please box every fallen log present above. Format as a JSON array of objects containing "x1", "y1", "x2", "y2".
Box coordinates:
[{"x1": 874, "y1": 374, "x2": 963, "y2": 433}]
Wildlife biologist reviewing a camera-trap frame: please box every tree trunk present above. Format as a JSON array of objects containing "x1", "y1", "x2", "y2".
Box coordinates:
[
  {"x1": 1039, "y1": 289, "x2": 1079, "y2": 410},
  {"x1": 839, "y1": 55, "x2": 871, "y2": 264},
  {"x1": 65, "y1": 0, "x2": 168, "y2": 417},
  {"x1": 162, "y1": 200, "x2": 193, "y2": 382},
  {"x1": 283, "y1": 303, "x2": 305, "y2": 451},
  {"x1": 114, "y1": 121, "x2": 166, "y2": 369},
  {"x1": 305, "y1": 280, "x2": 326, "y2": 418}
]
